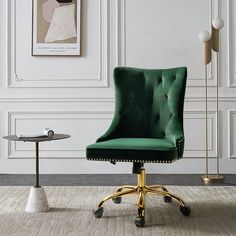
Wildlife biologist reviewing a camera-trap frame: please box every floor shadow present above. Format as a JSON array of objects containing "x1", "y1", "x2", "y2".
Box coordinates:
[
  {"x1": 144, "y1": 200, "x2": 236, "y2": 233},
  {"x1": 49, "y1": 207, "x2": 81, "y2": 213}
]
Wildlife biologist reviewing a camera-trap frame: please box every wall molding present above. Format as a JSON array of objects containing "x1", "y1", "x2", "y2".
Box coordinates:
[
  {"x1": 117, "y1": 0, "x2": 219, "y2": 87},
  {"x1": 0, "y1": 97, "x2": 116, "y2": 103},
  {"x1": 227, "y1": 0, "x2": 236, "y2": 87},
  {"x1": 0, "y1": 96, "x2": 236, "y2": 103},
  {"x1": 116, "y1": 0, "x2": 125, "y2": 66},
  {"x1": 184, "y1": 110, "x2": 217, "y2": 158},
  {"x1": 6, "y1": 109, "x2": 217, "y2": 159},
  {"x1": 6, "y1": 110, "x2": 113, "y2": 159},
  {"x1": 7, "y1": 0, "x2": 109, "y2": 88},
  {"x1": 228, "y1": 110, "x2": 236, "y2": 158}
]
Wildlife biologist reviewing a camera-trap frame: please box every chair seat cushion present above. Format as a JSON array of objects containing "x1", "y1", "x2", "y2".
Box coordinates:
[{"x1": 86, "y1": 138, "x2": 178, "y2": 163}]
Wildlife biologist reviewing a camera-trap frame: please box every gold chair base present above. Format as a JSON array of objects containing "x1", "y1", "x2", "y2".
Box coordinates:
[{"x1": 95, "y1": 168, "x2": 190, "y2": 227}]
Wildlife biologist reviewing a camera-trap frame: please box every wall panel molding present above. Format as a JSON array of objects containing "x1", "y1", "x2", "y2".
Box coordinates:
[
  {"x1": 116, "y1": 0, "x2": 125, "y2": 66},
  {"x1": 227, "y1": 0, "x2": 236, "y2": 87},
  {"x1": 184, "y1": 110, "x2": 217, "y2": 158},
  {"x1": 0, "y1": 96, "x2": 236, "y2": 103},
  {"x1": 0, "y1": 96, "x2": 235, "y2": 103},
  {"x1": 1, "y1": 0, "x2": 235, "y2": 174},
  {"x1": 117, "y1": 0, "x2": 218, "y2": 87},
  {"x1": 228, "y1": 110, "x2": 236, "y2": 158},
  {"x1": 6, "y1": 110, "x2": 216, "y2": 159},
  {"x1": 7, "y1": 0, "x2": 109, "y2": 88},
  {"x1": 6, "y1": 110, "x2": 113, "y2": 159}
]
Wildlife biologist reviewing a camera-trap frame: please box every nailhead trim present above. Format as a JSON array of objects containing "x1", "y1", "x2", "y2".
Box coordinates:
[
  {"x1": 177, "y1": 138, "x2": 184, "y2": 157},
  {"x1": 87, "y1": 157, "x2": 172, "y2": 163}
]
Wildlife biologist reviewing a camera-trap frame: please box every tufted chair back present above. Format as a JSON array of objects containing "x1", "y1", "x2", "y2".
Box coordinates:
[{"x1": 97, "y1": 67, "x2": 187, "y2": 144}]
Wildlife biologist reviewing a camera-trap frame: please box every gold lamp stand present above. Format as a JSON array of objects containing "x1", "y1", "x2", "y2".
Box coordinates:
[{"x1": 199, "y1": 16, "x2": 224, "y2": 184}]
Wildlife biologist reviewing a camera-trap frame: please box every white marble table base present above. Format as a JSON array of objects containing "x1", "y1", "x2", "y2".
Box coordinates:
[
  {"x1": 3, "y1": 134, "x2": 70, "y2": 213},
  {"x1": 26, "y1": 186, "x2": 49, "y2": 213}
]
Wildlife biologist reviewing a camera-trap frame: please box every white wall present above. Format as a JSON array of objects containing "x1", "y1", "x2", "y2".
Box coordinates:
[{"x1": 0, "y1": 0, "x2": 235, "y2": 174}]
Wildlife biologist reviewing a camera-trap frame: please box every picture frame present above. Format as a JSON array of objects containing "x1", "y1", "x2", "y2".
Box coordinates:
[{"x1": 32, "y1": 0, "x2": 80, "y2": 56}]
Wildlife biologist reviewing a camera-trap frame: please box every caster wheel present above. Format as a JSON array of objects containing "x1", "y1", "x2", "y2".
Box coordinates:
[
  {"x1": 112, "y1": 196, "x2": 122, "y2": 204},
  {"x1": 94, "y1": 207, "x2": 104, "y2": 218},
  {"x1": 164, "y1": 196, "x2": 172, "y2": 203},
  {"x1": 134, "y1": 216, "x2": 145, "y2": 227},
  {"x1": 180, "y1": 205, "x2": 191, "y2": 216}
]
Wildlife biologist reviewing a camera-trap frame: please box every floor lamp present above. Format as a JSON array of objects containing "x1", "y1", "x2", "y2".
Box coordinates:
[{"x1": 199, "y1": 16, "x2": 224, "y2": 183}]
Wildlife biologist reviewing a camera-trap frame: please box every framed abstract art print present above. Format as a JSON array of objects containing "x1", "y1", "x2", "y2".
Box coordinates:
[{"x1": 32, "y1": 0, "x2": 80, "y2": 56}]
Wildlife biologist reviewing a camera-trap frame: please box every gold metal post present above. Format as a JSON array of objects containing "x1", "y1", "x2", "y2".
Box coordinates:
[
  {"x1": 202, "y1": 39, "x2": 224, "y2": 183},
  {"x1": 202, "y1": 65, "x2": 210, "y2": 182},
  {"x1": 138, "y1": 169, "x2": 145, "y2": 187},
  {"x1": 215, "y1": 52, "x2": 224, "y2": 181}
]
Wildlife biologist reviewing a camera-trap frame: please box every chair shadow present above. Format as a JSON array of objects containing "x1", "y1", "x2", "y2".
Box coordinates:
[
  {"x1": 144, "y1": 200, "x2": 236, "y2": 233},
  {"x1": 49, "y1": 199, "x2": 236, "y2": 234},
  {"x1": 97, "y1": 199, "x2": 236, "y2": 234}
]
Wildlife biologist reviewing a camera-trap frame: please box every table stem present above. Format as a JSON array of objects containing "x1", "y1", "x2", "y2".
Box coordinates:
[{"x1": 35, "y1": 142, "x2": 40, "y2": 188}]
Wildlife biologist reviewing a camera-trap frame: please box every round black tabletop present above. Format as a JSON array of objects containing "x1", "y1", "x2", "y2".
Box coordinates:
[{"x1": 3, "y1": 134, "x2": 71, "y2": 142}]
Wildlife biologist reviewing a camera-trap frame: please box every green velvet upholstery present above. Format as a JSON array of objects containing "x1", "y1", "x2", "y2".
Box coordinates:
[{"x1": 86, "y1": 67, "x2": 187, "y2": 163}]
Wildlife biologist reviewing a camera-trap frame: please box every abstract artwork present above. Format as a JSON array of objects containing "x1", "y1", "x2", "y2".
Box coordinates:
[{"x1": 32, "y1": 0, "x2": 80, "y2": 56}]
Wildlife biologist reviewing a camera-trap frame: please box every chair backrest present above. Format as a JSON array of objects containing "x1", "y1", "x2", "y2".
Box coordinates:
[{"x1": 112, "y1": 67, "x2": 187, "y2": 139}]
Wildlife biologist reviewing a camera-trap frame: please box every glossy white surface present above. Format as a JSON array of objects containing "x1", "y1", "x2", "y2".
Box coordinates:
[
  {"x1": 212, "y1": 16, "x2": 224, "y2": 30},
  {"x1": 198, "y1": 30, "x2": 211, "y2": 42}
]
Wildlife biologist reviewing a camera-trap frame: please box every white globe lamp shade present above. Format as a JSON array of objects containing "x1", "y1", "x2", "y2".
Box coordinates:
[
  {"x1": 212, "y1": 16, "x2": 224, "y2": 30},
  {"x1": 198, "y1": 30, "x2": 211, "y2": 42}
]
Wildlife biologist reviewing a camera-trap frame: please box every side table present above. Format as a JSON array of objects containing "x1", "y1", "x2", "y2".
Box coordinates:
[{"x1": 3, "y1": 134, "x2": 70, "y2": 213}]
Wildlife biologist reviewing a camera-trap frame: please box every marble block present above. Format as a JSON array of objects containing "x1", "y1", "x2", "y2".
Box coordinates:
[{"x1": 25, "y1": 186, "x2": 50, "y2": 213}]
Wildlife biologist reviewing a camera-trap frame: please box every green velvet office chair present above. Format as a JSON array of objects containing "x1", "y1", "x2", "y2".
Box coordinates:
[{"x1": 86, "y1": 67, "x2": 191, "y2": 227}]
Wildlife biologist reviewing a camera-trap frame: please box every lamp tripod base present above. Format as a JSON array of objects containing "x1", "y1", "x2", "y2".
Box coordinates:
[{"x1": 201, "y1": 174, "x2": 224, "y2": 183}]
